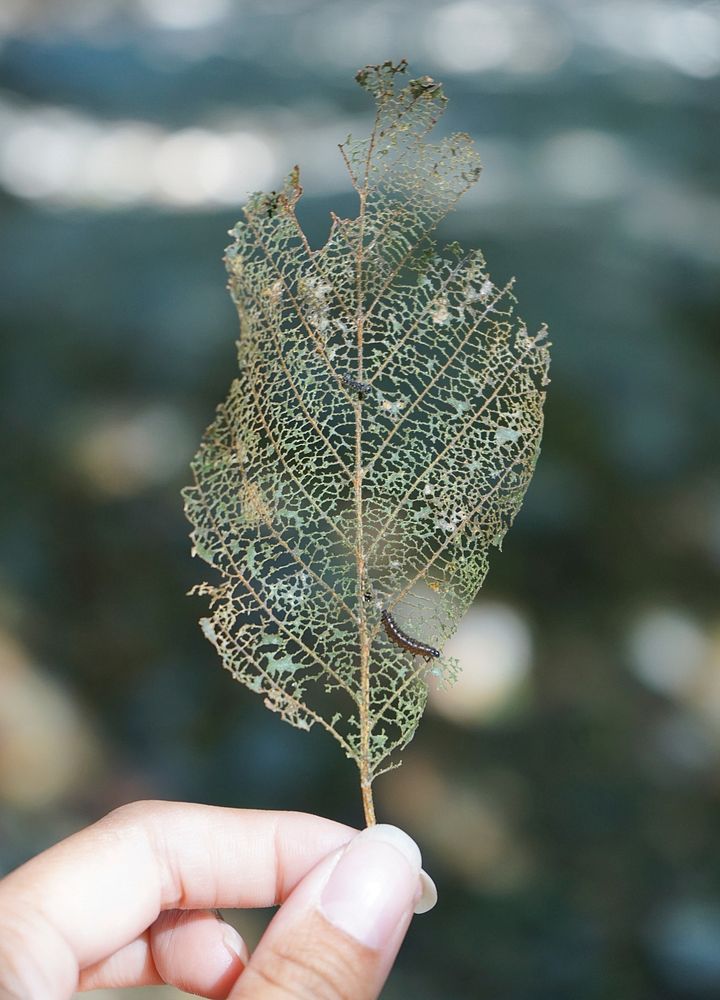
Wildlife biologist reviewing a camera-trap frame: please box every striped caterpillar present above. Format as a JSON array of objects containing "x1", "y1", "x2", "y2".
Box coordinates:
[
  {"x1": 341, "y1": 373, "x2": 371, "y2": 397},
  {"x1": 381, "y1": 608, "x2": 440, "y2": 662}
]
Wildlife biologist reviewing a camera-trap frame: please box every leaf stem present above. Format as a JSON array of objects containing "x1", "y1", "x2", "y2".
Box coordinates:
[
  {"x1": 354, "y1": 106, "x2": 380, "y2": 827},
  {"x1": 355, "y1": 400, "x2": 375, "y2": 826},
  {"x1": 361, "y1": 779, "x2": 376, "y2": 827}
]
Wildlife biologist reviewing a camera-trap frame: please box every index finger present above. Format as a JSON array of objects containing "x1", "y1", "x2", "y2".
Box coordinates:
[{"x1": 0, "y1": 800, "x2": 356, "y2": 998}]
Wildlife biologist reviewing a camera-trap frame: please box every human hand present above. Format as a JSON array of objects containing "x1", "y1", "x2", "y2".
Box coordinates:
[{"x1": 0, "y1": 800, "x2": 436, "y2": 999}]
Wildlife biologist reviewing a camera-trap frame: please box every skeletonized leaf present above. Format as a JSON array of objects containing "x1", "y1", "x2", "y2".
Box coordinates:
[{"x1": 184, "y1": 60, "x2": 550, "y2": 814}]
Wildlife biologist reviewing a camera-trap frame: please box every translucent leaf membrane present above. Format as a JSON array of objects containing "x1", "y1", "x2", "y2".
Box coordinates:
[{"x1": 184, "y1": 60, "x2": 550, "y2": 811}]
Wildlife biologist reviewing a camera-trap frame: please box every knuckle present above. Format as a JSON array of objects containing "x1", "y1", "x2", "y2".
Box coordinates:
[
  {"x1": 239, "y1": 916, "x2": 372, "y2": 1000},
  {"x1": 99, "y1": 800, "x2": 169, "y2": 856}
]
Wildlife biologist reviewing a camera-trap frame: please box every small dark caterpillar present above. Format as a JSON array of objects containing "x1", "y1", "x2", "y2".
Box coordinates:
[
  {"x1": 341, "y1": 373, "x2": 371, "y2": 396},
  {"x1": 381, "y1": 608, "x2": 440, "y2": 662}
]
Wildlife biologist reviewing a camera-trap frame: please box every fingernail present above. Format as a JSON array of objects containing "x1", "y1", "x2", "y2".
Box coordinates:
[
  {"x1": 220, "y1": 923, "x2": 249, "y2": 964},
  {"x1": 214, "y1": 909, "x2": 248, "y2": 965},
  {"x1": 320, "y1": 824, "x2": 435, "y2": 950},
  {"x1": 416, "y1": 870, "x2": 438, "y2": 914}
]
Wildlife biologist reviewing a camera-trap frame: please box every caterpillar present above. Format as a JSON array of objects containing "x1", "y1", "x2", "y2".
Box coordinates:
[
  {"x1": 341, "y1": 373, "x2": 371, "y2": 397},
  {"x1": 381, "y1": 608, "x2": 440, "y2": 662}
]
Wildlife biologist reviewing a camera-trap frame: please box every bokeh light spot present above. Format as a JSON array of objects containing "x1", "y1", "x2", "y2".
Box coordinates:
[
  {"x1": 68, "y1": 403, "x2": 195, "y2": 497},
  {"x1": 137, "y1": 0, "x2": 231, "y2": 31},
  {"x1": 430, "y1": 602, "x2": 532, "y2": 724},
  {"x1": 540, "y1": 129, "x2": 632, "y2": 201},
  {"x1": 628, "y1": 607, "x2": 708, "y2": 698},
  {"x1": 0, "y1": 629, "x2": 100, "y2": 810}
]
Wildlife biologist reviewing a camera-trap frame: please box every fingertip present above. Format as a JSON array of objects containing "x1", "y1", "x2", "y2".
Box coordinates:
[
  {"x1": 318, "y1": 825, "x2": 424, "y2": 950},
  {"x1": 151, "y1": 908, "x2": 247, "y2": 999},
  {"x1": 228, "y1": 823, "x2": 434, "y2": 999},
  {"x1": 218, "y1": 916, "x2": 250, "y2": 966},
  {"x1": 356, "y1": 824, "x2": 437, "y2": 915},
  {"x1": 358, "y1": 824, "x2": 422, "y2": 871}
]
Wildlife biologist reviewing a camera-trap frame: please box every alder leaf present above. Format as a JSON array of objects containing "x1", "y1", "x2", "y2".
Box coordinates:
[{"x1": 183, "y1": 59, "x2": 550, "y2": 823}]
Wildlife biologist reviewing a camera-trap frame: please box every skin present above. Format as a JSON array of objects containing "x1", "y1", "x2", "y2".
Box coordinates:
[{"x1": 0, "y1": 800, "x2": 433, "y2": 1000}]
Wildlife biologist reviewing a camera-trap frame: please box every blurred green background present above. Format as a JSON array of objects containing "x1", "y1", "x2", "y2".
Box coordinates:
[{"x1": 1, "y1": 1, "x2": 719, "y2": 997}]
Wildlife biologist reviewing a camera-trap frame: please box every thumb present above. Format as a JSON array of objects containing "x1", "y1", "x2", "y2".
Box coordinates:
[{"x1": 229, "y1": 824, "x2": 437, "y2": 1000}]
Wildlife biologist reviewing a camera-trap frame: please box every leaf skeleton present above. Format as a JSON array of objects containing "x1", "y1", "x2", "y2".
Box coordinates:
[
  {"x1": 185, "y1": 58, "x2": 550, "y2": 827},
  {"x1": 381, "y1": 607, "x2": 440, "y2": 662}
]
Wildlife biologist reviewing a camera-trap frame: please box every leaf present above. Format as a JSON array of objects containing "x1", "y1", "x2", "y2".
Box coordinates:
[{"x1": 183, "y1": 59, "x2": 550, "y2": 823}]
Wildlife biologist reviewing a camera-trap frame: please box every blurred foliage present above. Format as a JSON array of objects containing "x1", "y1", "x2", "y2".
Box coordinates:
[{"x1": 0, "y1": 1, "x2": 719, "y2": 998}]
